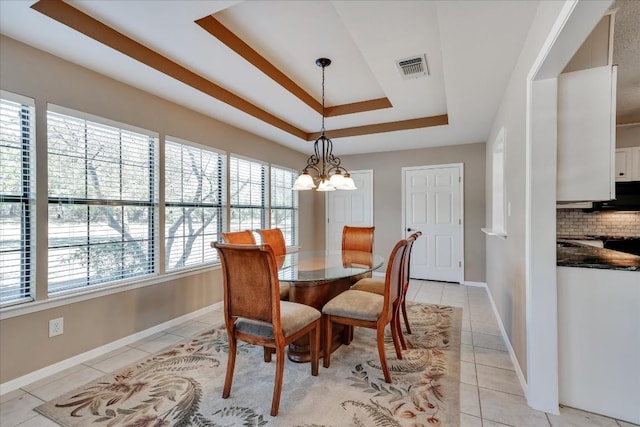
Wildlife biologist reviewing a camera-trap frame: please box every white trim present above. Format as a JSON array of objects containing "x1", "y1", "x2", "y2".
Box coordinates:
[
  {"x1": 401, "y1": 163, "x2": 464, "y2": 283},
  {"x1": 524, "y1": 0, "x2": 612, "y2": 414},
  {"x1": 524, "y1": 1, "x2": 574, "y2": 412},
  {"x1": 372, "y1": 271, "x2": 385, "y2": 278},
  {"x1": 47, "y1": 103, "x2": 158, "y2": 138},
  {"x1": 483, "y1": 283, "x2": 528, "y2": 397},
  {"x1": 481, "y1": 228, "x2": 508, "y2": 239},
  {"x1": 0, "y1": 302, "x2": 223, "y2": 396},
  {"x1": 463, "y1": 281, "x2": 486, "y2": 288},
  {"x1": 0, "y1": 265, "x2": 220, "y2": 320},
  {"x1": 0, "y1": 89, "x2": 35, "y2": 106}
]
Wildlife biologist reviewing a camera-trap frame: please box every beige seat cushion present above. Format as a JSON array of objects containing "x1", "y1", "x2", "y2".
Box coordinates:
[
  {"x1": 322, "y1": 290, "x2": 383, "y2": 322},
  {"x1": 351, "y1": 277, "x2": 384, "y2": 295},
  {"x1": 236, "y1": 301, "x2": 320, "y2": 338}
]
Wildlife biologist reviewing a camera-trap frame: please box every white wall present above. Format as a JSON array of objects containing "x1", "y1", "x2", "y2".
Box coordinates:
[
  {"x1": 484, "y1": 0, "x2": 612, "y2": 413},
  {"x1": 616, "y1": 124, "x2": 640, "y2": 148}
]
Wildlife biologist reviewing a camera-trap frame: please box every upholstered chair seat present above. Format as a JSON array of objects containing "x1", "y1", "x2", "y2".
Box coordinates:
[
  {"x1": 212, "y1": 242, "x2": 321, "y2": 416},
  {"x1": 322, "y1": 289, "x2": 383, "y2": 321},
  {"x1": 350, "y1": 233, "x2": 420, "y2": 351},
  {"x1": 236, "y1": 302, "x2": 320, "y2": 338},
  {"x1": 322, "y1": 238, "x2": 408, "y2": 383}
]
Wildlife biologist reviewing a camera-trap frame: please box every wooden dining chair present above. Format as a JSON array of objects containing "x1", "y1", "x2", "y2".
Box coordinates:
[
  {"x1": 322, "y1": 238, "x2": 407, "y2": 383},
  {"x1": 342, "y1": 226, "x2": 375, "y2": 282},
  {"x1": 256, "y1": 228, "x2": 289, "y2": 300},
  {"x1": 221, "y1": 230, "x2": 256, "y2": 244},
  {"x1": 213, "y1": 242, "x2": 321, "y2": 416},
  {"x1": 400, "y1": 231, "x2": 422, "y2": 338},
  {"x1": 257, "y1": 228, "x2": 287, "y2": 258},
  {"x1": 350, "y1": 233, "x2": 418, "y2": 350}
]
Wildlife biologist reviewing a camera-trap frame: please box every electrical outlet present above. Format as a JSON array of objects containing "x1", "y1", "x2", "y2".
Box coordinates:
[{"x1": 49, "y1": 317, "x2": 63, "y2": 337}]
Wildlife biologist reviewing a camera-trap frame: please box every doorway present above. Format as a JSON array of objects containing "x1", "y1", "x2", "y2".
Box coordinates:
[
  {"x1": 402, "y1": 164, "x2": 464, "y2": 283},
  {"x1": 325, "y1": 170, "x2": 374, "y2": 252}
]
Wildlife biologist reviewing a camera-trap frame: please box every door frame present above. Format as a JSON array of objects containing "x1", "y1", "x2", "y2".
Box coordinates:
[
  {"x1": 401, "y1": 163, "x2": 465, "y2": 283},
  {"x1": 325, "y1": 169, "x2": 374, "y2": 250}
]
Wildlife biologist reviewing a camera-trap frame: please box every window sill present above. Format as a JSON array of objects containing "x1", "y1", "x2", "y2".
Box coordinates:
[
  {"x1": 481, "y1": 228, "x2": 508, "y2": 239},
  {"x1": 0, "y1": 264, "x2": 221, "y2": 320}
]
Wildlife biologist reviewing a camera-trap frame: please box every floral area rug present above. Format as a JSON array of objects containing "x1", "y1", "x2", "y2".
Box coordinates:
[{"x1": 36, "y1": 303, "x2": 461, "y2": 426}]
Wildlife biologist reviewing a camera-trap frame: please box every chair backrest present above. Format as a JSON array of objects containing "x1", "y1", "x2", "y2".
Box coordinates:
[
  {"x1": 381, "y1": 238, "x2": 408, "y2": 315},
  {"x1": 213, "y1": 242, "x2": 281, "y2": 329},
  {"x1": 404, "y1": 232, "x2": 421, "y2": 287},
  {"x1": 257, "y1": 228, "x2": 287, "y2": 258},
  {"x1": 221, "y1": 230, "x2": 256, "y2": 244},
  {"x1": 342, "y1": 226, "x2": 375, "y2": 253}
]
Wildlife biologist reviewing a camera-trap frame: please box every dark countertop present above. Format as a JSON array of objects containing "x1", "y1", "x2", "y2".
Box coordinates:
[
  {"x1": 557, "y1": 241, "x2": 640, "y2": 271},
  {"x1": 557, "y1": 234, "x2": 640, "y2": 241}
]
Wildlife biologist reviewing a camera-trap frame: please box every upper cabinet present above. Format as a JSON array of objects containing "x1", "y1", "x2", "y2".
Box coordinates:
[
  {"x1": 616, "y1": 147, "x2": 640, "y2": 181},
  {"x1": 557, "y1": 12, "x2": 617, "y2": 202}
]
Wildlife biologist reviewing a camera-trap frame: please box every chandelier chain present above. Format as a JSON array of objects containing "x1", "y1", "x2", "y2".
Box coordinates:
[{"x1": 321, "y1": 63, "x2": 326, "y2": 133}]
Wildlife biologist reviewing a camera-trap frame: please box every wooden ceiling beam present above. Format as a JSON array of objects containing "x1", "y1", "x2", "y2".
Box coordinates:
[{"x1": 31, "y1": 0, "x2": 308, "y2": 140}]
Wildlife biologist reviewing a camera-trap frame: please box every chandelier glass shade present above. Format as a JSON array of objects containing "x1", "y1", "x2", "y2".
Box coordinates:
[{"x1": 293, "y1": 58, "x2": 357, "y2": 192}]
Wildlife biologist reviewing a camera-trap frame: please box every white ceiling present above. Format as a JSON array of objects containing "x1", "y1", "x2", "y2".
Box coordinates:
[
  {"x1": 0, "y1": 0, "x2": 542, "y2": 155},
  {"x1": 613, "y1": 0, "x2": 640, "y2": 125}
]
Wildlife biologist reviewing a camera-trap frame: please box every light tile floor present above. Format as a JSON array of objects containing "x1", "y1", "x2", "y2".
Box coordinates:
[{"x1": 1, "y1": 281, "x2": 637, "y2": 426}]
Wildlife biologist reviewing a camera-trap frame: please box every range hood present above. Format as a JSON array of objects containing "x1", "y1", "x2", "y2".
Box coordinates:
[{"x1": 591, "y1": 182, "x2": 640, "y2": 211}]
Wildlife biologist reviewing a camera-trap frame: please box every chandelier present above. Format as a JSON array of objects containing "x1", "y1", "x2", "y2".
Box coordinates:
[{"x1": 292, "y1": 58, "x2": 357, "y2": 192}]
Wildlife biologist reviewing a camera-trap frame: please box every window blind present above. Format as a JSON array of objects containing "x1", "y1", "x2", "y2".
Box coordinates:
[
  {"x1": 229, "y1": 156, "x2": 266, "y2": 233},
  {"x1": 0, "y1": 93, "x2": 35, "y2": 306},
  {"x1": 47, "y1": 107, "x2": 158, "y2": 294},
  {"x1": 165, "y1": 139, "x2": 225, "y2": 270},
  {"x1": 270, "y1": 166, "x2": 298, "y2": 247}
]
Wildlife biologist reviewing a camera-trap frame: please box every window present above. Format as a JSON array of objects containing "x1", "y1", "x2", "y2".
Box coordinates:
[
  {"x1": 229, "y1": 156, "x2": 267, "y2": 233},
  {"x1": 491, "y1": 126, "x2": 506, "y2": 234},
  {"x1": 165, "y1": 138, "x2": 225, "y2": 270},
  {"x1": 47, "y1": 106, "x2": 158, "y2": 294},
  {"x1": 0, "y1": 92, "x2": 35, "y2": 306},
  {"x1": 270, "y1": 166, "x2": 298, "y2": 247}
]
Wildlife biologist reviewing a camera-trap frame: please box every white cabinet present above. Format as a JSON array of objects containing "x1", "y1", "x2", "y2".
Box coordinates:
[
  {"x1": 558, "y1": 267, "x2": 640, "y2": 424},
  {"x1": 557, "y1": 65, "x2": 617, "y2": 201},
  {"x1": 634, "y1": 147, "x2": 640, "y2": 181},
  {"x1": 616, "y1": 147, "x2": 640, "y2": 181}
]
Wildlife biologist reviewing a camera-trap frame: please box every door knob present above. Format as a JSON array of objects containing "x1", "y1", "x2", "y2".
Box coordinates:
[{"x1": 407, "y1": 228, "x2": 414, "y2": 232}]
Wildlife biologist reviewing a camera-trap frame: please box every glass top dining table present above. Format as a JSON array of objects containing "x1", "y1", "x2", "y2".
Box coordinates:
[{"x1": 276, "y1": 250, "x2": 384, "y2": 283}]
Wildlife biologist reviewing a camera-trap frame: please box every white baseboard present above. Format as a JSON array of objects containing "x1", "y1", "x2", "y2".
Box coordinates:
[
  {"x1": 463, "y1": 281, "x2": 486, "y2": 287},
  {"x1": 482, "y1": 284, "x2": 528, "y2": 397},
  {"x1": 0, "y1": 302, "x2": 223, "y2": 396}
]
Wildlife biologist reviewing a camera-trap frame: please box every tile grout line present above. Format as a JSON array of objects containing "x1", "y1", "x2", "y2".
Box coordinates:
[{"x1": 466, "y1": 286, "x2": 486, "y2": 426}]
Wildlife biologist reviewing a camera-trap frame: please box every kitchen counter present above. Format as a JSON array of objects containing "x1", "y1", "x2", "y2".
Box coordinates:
[{"x1": 557, "y1": 240, "x2": 640, "y2": 271}]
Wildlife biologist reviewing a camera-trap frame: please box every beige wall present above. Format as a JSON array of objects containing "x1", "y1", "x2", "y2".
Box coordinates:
[
  {"x1": 563, "y1": 14, "x2": 610, "y2": 73},
  {"x1": 0, "y1": 32, "x2": 488, "y2": 385},
  {"x1": 484, "y1": 1, "x2": 568, "y2": 378},
  {"x1": 0, "y1": 35, "x2": 316, "y2": 383},
  {"x1": 616, "y1": 124, "x2": 640, "y2": 148},
  {"x1": 313, "y1": 142, "x2": 487, "y2": 282}
]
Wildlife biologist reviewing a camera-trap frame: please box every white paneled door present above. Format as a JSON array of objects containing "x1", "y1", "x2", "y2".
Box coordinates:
[
  {"x1": 326, "y1": 170, "x2": 373, "y2": 252},
  {"x1": 403, "y1": 164, "x2": 463, "y2": 283}
]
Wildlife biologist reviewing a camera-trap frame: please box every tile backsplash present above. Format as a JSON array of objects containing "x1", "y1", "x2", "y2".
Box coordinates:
[{"x1": 557, "y1": 210, "x2": 640, "y2": 237}]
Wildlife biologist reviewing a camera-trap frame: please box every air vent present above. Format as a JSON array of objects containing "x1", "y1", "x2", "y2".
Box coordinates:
[{"x1": 396, "y1": 54, "x2": 429, "y2": 80}]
